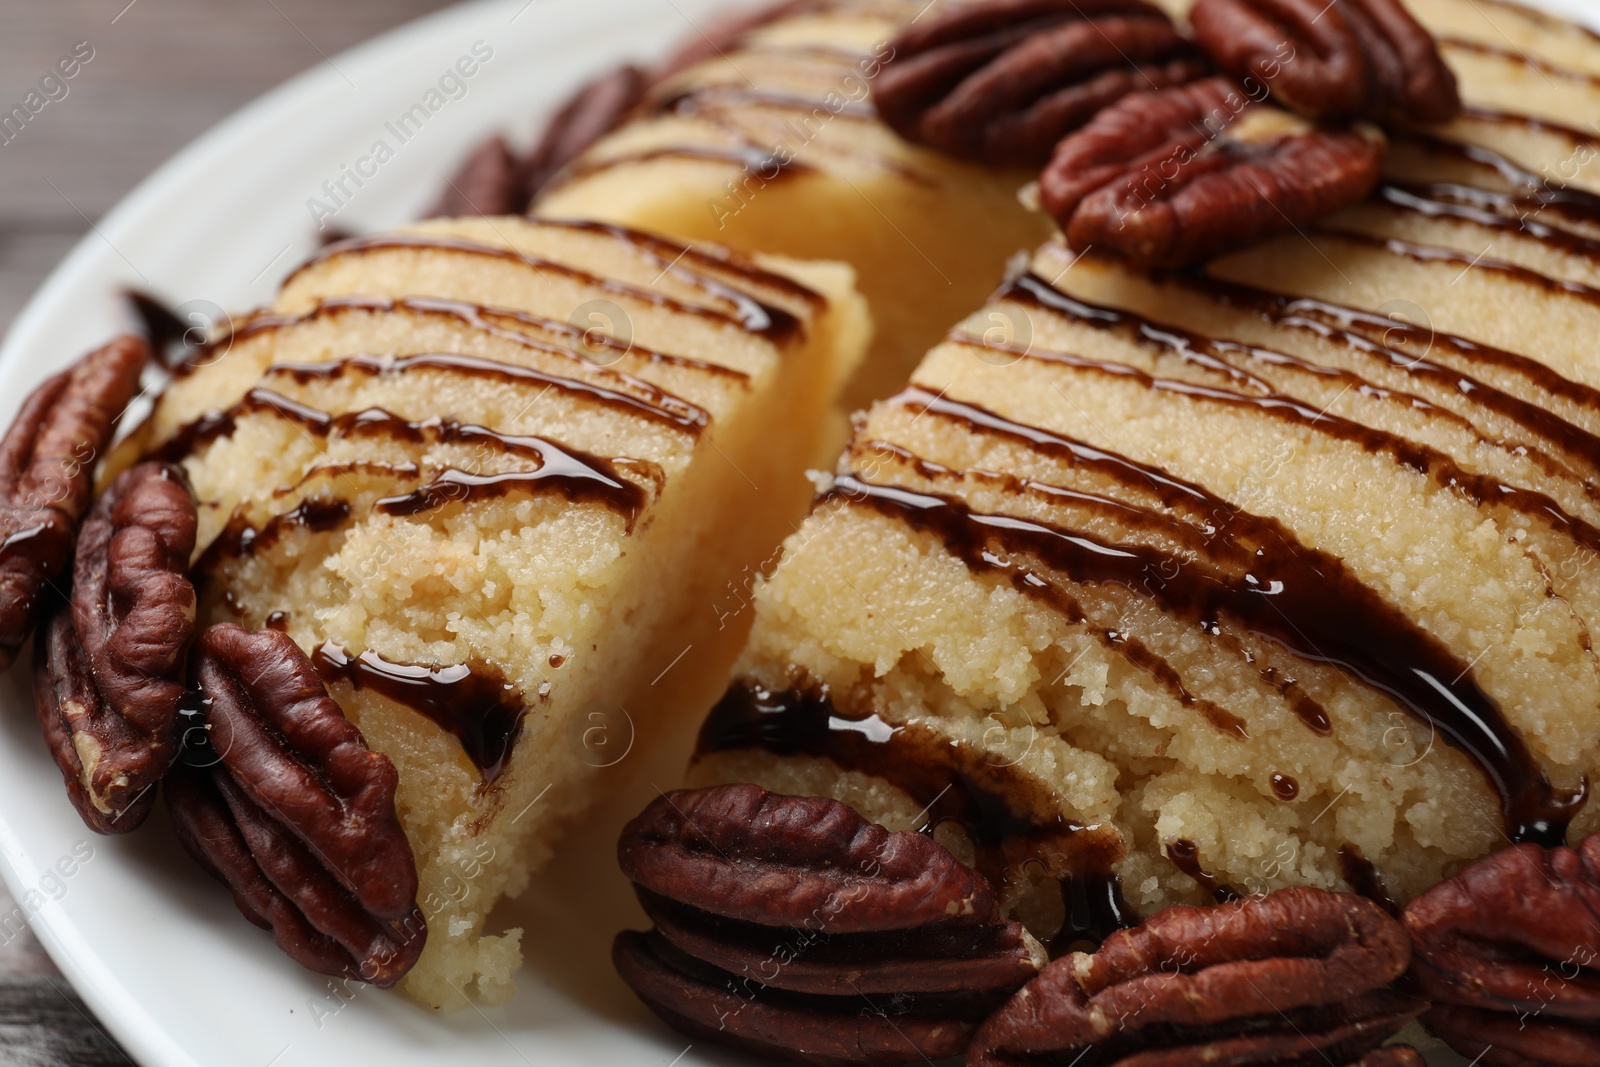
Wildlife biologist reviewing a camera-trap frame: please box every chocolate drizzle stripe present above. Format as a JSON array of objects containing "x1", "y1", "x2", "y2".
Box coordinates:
[
  {"x1": 1184, "y1": 272, "x2": 1600, "y2": 420},
  {"x1": 284, "y1": 232, "x2": 800, "y2": 341},
  {"x1": 1012, "y1": 266, "x2": 1600, "y2": 492},
  {"x1": 657, "y1": 85, "x2": 878, "y2": 122},
  {"x1": 1166, "y1": 839, "x2": 1240, "y2": 903},
  {"x1": 554, "y1": 144, "x2": 818, "y2": 190},
  {"x1": 373, "y1": 462, "x2": 645, "y2": 519},
  {"x1": 189, "y1": 407, "x2": 651, "y2": 578},
  {"x1": 1309, "y1": 228, "x2": 1600, "y2": 307},
  {"x1": 855, "y1": 439, "x2": 1261, "y2": 741},
  {"x1": 817, "y1": 470, "x2": 1579, "y2": 845},
  {"x1": 694, "y1": 680, "x2": 1134, "y2": 947},
  {"x1": 1391, "y1": 130, "x2": 1600, "y2": 226},
  {"x1": 155, "y1": 351, "x2": 704, "y2": 464},
  {"x1": 1372, "y1": 184, "x2": 1600, "y2": 264},
  {"x1": 200, "y1": 295, "x2": 751, "y2": 384},
  {"x1": 1458, "y1": 105, "x2": 1600, "y2": 152},
  {"x1": 988, "y1": 274, "x2": 1600, "y2": 556},
  {"x1": 262, "y1": 351, "x2": 708, "y2": 430},
  {"x1": 312, "y1": 643, "x2": 527, "y2": 783},
  {"x1": 1438, "y1": 36, "x2": 1600, "y2": 90},
  {"x1": 885, "y1": 388, "x2": 1347, "y2": 739},
  {"x1": 537, "y1": 218, "x2": 825, "y2": 314}
]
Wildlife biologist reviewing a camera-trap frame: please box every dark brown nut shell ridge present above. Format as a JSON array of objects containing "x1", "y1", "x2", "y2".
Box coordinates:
[
  {"x1": 166, "y1": 624, "x2": 424, "y2": 985},
  {"x1": 618, "y1": 783, "x2": 999, "y2": 933},
  {"x1": 635, "y1": 886, "x2": 1042, "y2": 996},
  {"x1": 1039, "y1": 77, "x2": 1385, "y2": 269},
  {"x1": 0, "y1": 336, "x2": 147, "y2": 667},
  {"x1": 614, "y1": 928, "x2": 984, "y2": 1067},
  {"x1": 872, "y1": 0, "x2": 1210, "y2": 166},
  {"x1": 165, "y1": 762, "x2": 402, "y2": 982},
  {"x1": 968, "y1": 887, "x2": 1421, "y2": 1067},
  {"x1": 34, "y1": 462, "x2": 197, "y2": 834},
  {"x1": 1404, "y1": 834, "x2": 1600, "y2": 1066},
  {"x1": 615, "y1": 785, "x2": 1042, "y2": 1065},
  {"x1": 195, "y1": 624, "x2": 419, "y2": 918},
  {"x1": 1189, "y1": 0, "x2": 1459, "y2": 123}
]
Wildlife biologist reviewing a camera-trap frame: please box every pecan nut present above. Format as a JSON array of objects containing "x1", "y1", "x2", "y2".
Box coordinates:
[
  {"x1": 968, "y1": 887, "x2": 1424, "y2": 1067},
  {"x1": 523, "y1": 64, "x2": 649, "y2": 198},
  {"x1": 614, "y1": 784, "x2": 1043, "y2": 1065},
  {"x1": 0, "y1": 337, "x2": 147, "y2": 668},
  {"x1": 165, "y1": 624, "x2": 424, "y2": 986},
  {"x1": 33, "y1": 462, "x2": 196, "y2": 833},
  {"x1": 872, "y1": 0, "x2": 1210, "y2": 166},
  {"x1": 1039, "y1": 78, "x2": 1385, "y2": 269},
  {"x1": 422, "y1": 134, "x2": 531, "y2": 219},
  {"x1": 1403, "y1": 834, "x2": 1600, "y2": 1066},
  {"x1": 620, "y1": 783, "x2": 1000, "y2": 932},
  {"x1": 1189, "y1": 0, "x2": 1459, "y2": 123}
]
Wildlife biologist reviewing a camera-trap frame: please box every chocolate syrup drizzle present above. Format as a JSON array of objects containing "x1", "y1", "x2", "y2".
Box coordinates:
[
  {"x1": 815, "y1": 456, "x2": 1577, "y2": 846},
  {"x1": 1376, "y1": 183, "x2": 1600, "y2": 263},
  {"x1": 1309, "y1": 228, "x2": 1600, "y2": 308},
  {"x1": 195, "y1": 294, "x2": 752, "y2": 385},
  {"x1": 154, "y1": 349, "x2": 705, "y2": 468},
  {"x1": 266, "y1": 350, "x2": 708, "y2": 430},
  {"x1": 695, "y1": 680, "x2": 1135, "y2": 947},
  {"x1": 1165, "y1": 840, "x2": 1240, "y2": 904},
  {"x1": 312, "y1": 643, "x2": 528, "y2": 783},
  {"x1": 1390, "y1": 128, "x2": 1600, "y2": 228},
  {"x1": 1187, "y1": 273, "x2": 1600, "y2": 419},
  {"x1": 123, "y1": 290, "x2": 196, "y2": 370},
  {"x1": 1338, "y1": 843, "x2": 1401, "y2": 917},
  {"x1": 287, "y1": 232, "x2": 802, "y2": 341},
  {"x1": 994, "y1": 273, "x2": 1600, "y2": 556}
]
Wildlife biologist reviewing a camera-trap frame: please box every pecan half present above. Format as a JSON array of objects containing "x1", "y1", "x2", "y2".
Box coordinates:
[
  {"x1": 968, "y1": 887, "x2": 1424, "y2": 1067},
  {"x1": 422, "y1": 134, "x2": 530, "y2": 219},
  {"x1": 1189, "y1": 0, "x2": 1460, "y2": 123},
  {"x1": 0, "y1": 337, "x2": 147, "y2": 668},
  {"x1": 614, "y1": 784, "x2": 1043, "y2": 1065},
  {"x1": 1403, "y1": 834, "x2": 1600, "y2": 1066},
  {"x1": 1039, "y1": 78, "x2": 1384, "y2": 269},
  {"x1": 165, "y1": 624, "x2": 424, "y2": 986},
  {"x1": 635, "y1": 887, "x2": 1040, "y2": 996},
  {"x1": 614, "y1": 929, "x2": 987, "y2": 1067},
  {"x1": 523, "y1": 64, "x2": 649, "y2": 198},
  {"x1": 872, "y1": 0, "x2": 1210, "y2": 166},
  {"x1": 33, "y1": 463, "x2": 196, "y2": 834},
  {"x1": 620, "y1": 783, "x2": 1000, "y2": 932}
]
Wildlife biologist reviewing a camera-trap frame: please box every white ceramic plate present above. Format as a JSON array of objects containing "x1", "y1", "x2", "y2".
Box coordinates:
[{"x1": 1, "y1": 1, "x2": 1595, "y2": 1064}]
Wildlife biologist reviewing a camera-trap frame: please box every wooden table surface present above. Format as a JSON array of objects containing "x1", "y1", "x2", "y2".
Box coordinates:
[{"x1": 0, "y1": 3, "x2": 452, "y2": 1061}]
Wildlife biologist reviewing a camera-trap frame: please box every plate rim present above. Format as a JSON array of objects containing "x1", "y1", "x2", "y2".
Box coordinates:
[{"x1": 3, "y1": 0, "x2": 1598, "y2": 1063}]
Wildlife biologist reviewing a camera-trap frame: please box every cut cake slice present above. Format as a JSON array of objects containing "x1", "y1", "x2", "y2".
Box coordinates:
[{"x1": 124, "y1": 215, "x2": 868, "y2": 1007}]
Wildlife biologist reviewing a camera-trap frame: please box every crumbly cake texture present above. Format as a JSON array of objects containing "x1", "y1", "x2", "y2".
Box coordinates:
[
  {"x1": 690, "y1": 0, "x2": 1600, "y2": 941},
  {"x1": 121, "y1": 217, "x2": 868, "y2": 1007},
  {"x1": 534, "y1": 0, "x2": 1054, "y2": 408}
]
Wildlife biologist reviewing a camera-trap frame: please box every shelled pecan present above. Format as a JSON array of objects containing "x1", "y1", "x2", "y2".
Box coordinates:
[
  {"x1": 1189, "y1": 0, "x2": 1459, "y2": 123},
  {"x1": 422, "y1": 134, "x2": 531, "y2": 218},
  {"x1": 872, "y1": 0, "x2": 1210, "y2": 166},
  {"x1": 0, "y1": 336, "x2": 147, "y2": 668},
  {"x1": 614, "y1": 784, "x2": 1045, "y2": 1065},
  {"x1": 165, "y1": 624, "x2": 424, "y2": 986},
  {"x1": 968, "y1": 886, "x2": 1423, "y2": 1066},
  {"x1": 1404, "y1": 833, "x2": 1600, "y2": 1067},
  {"x1": 1039, "y1": 78, "x2": 1384, "y2": 269},
  {"x1": 33, "y1": 462, "x2": 196, "y2": 833}
]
